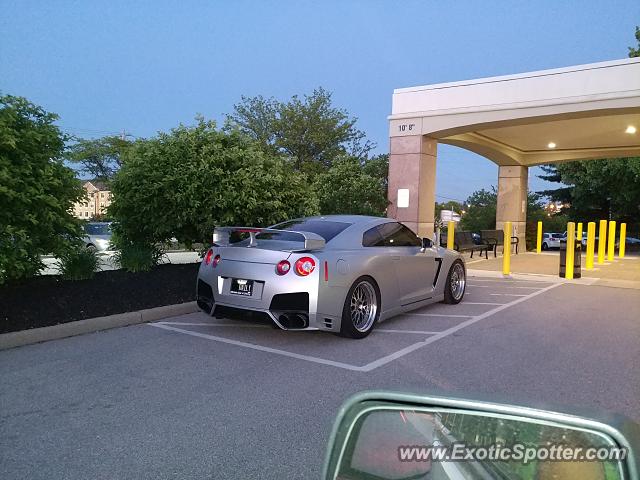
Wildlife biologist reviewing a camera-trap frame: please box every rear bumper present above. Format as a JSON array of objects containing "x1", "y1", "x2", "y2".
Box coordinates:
[{"x1": 196, "y1": 262, "x2": 341, "y2": 331}]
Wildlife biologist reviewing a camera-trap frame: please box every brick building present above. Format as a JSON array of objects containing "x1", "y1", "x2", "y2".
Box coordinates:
[{"x1": 73, "y1": 181, "x2": 112, "y2": 219}]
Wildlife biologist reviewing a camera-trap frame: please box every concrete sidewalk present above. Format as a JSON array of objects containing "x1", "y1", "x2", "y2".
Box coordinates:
[{"x1": 464, "y1": 251, "x2": 640, "y2": 289}]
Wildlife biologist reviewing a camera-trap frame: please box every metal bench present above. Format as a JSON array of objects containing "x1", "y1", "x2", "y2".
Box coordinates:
[
  {"x1": 480, "y1": 229, "x2": 519, "y2": 257},
  {"x1": 441, "y1": 231, "x2": 490, "y2": 258}
]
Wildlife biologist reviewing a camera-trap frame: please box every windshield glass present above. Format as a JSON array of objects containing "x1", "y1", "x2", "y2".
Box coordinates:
[{"x1": 84, "y1": 223, "x2": 111, "y2": 235}]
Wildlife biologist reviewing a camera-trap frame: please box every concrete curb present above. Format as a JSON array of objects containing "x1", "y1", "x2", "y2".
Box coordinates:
[{"x1": 0, "y1": 301, "x2": 198, "y2": 351}]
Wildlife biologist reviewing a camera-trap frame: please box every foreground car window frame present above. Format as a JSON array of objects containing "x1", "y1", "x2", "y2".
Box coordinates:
[{"x1": 323, "y1": 391, "x2": 639, "y2": 480}]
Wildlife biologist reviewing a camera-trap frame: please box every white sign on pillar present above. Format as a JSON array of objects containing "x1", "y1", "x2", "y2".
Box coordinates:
[
  {"x1": 397, "y1": 189, "x2": 410, "y2": 208},
  {"x1": 389, "y1": 118, "x2": 423, "y2": 137}
]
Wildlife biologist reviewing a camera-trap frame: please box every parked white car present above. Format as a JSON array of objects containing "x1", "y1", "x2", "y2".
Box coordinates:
[
  {"x1": 541, "y1": 232, "x2": 564, "y2": 250},
  {"x1": 83, "y1": 222, "x2": 113, "y2": 252}
]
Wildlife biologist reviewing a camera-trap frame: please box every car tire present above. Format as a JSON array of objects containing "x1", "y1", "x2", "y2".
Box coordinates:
[
  {"x1": 443, "y1": 260, "x2": 466, "y2": 305},
  {"x1": 542, "y1": 242, "x2": 548, "y2": 251},
  {"x1": 338, "y1": 276, "x2": 380, "y2": 339}
]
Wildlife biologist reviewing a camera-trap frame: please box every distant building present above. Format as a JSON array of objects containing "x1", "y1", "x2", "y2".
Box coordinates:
[
  {"x1": 73, "y1": 180, "x2": 112, "y2": 219},
  {"x1": 440, "y1": 209, "x2": 461, "y2": 223}
]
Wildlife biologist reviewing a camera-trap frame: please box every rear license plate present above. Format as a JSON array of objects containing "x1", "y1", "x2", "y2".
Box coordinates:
[{"x1": 230, "y1": 278, "x2": 254, "y2": 296}]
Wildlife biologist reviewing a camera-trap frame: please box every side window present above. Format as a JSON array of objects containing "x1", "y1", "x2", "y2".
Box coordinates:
[
  {"x1": 362, "y1": 227, "x2": 384, "y2": 247},
  {"x1": 378, "y1": 222, "x2": 421, "y2": 247}
]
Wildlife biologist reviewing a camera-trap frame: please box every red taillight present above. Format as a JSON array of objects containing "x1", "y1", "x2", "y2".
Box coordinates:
[
  {"x1": 204, "y1": 249, "x2": 214, "y2": 265},
  {"x1": 276, "y1": 260, "x2": 291, "y2": 275},
  {"x1": 295, "y1": 256, "x2": 316, "y2": 276},
  {"x1": 212, "y1": 254, "x2": 221, "y2": 268}
]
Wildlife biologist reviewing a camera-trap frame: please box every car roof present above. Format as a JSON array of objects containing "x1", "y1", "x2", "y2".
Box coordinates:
[
  {"x1": 295, "y1": 215, "x2": 402, "y2": 249},
  {"x1": 301, "y1": 214, "x2": 388, "y2": 225},
  {"x1": 272, "y1": 215, "x2": 397, "y2": 249}
]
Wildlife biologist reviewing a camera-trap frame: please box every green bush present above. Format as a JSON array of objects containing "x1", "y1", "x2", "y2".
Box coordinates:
[
  {"x1": 56, "y1": 246, "x2": 100, "y2": 280},
  {"x1": 108, "y1": 118, "x2": 318, "y2": 248},
  {"x1": 114, "y1": 242, "x2": 163, "y2": 273},
  {"x1": 0, "y1": 95, "x2": 85, "y2": 284}
]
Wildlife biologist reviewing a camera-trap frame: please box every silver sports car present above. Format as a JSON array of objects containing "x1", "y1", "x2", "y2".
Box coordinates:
[{"x1": 196, "y1": 215, "x2": 466, "y2": 339}]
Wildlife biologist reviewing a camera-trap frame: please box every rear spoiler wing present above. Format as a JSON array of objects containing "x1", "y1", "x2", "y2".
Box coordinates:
[{"x1": 212, "y1": 227, "x2": 326, "y2": 251}]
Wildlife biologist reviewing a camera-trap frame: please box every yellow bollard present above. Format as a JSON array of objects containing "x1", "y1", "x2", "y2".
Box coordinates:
[
  {"x1": 576, "y1": 222, "x2": 583, "y2": 242},
  {"x1": 619, "y1": 223, "x2": 627, "y2": 258},
  {"x1": 502, "y1": 221, "x2": 511, "y2": 276},
  {"x1": 597, "y1": 220, "x2": 607, "y2": 264},
  {"x1": 446, "y1": 221, "x2": 455, "y2": 250},
  {"x1": 536, "y1": 221, "x2": 542, "y2": 253},
  {"x1": 607, "y1": 220, "x2": 616, "y2": 261},
  {"x1": 585, "y1": 222, "x2": 596, "y2": 270},
  {"x1": 565, "y1": 222, "x2": 575, "y2": 279}
]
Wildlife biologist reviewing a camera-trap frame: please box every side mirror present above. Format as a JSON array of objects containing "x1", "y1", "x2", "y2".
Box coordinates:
[
  {"x1": 323, "y1": 391, "x2": 638, "y2": 480},
  {"x1": 421, "y1": 237, "x2": 433, "y2": 250}
]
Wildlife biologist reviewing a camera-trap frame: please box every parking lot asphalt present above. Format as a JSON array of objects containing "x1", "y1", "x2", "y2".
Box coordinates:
[{"x1": 1, "y1": 276, "x2": 639, "y2": 479}]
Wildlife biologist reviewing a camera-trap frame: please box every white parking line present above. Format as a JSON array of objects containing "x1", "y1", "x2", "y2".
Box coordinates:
[
  {"x1": 462, "y1": 302, "x2": 504, "y2": 305},
  {"x1": 489, "y1": 293, "x2": 528, "y2": 297},
  {"x1": 159, "y1": 321, "x2": 269, "y2": 328},
  {"x1": 149, "y1": 282, "x2": 563, "y2": 372},
  {"x1": 150, "y1": 323, "x2": 365, "y2": 371},
  {"x1": 467, "y1": 284, "x2": 543, "y2": 289},
  {"x1": 376, "y1": 329, "x2": 441, "y2": 335},
  {"x1": 160, "y1": 322, "x2": 443, "y2": 336},
  {"x1": 467, "y1": 276, "x2": 556, "y2": 285},
  {"x1": 358, "y1": 282, "x2": 563, "y2": 372},
  {"x1": 402, "y1": 313, "x2": 472, "y2": 318}
]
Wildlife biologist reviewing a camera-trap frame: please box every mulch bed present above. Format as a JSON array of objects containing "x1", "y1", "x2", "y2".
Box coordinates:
[{"x1": 0, "y1": 263, "x2": 199, "y2": 334}]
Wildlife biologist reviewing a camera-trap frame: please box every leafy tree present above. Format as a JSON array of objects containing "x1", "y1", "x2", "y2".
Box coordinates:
[
  {"x1": 227, "y1": 87, "x2": 374, "y2": 172},
  {"x1": 109, "y1": 118, "x2": 319, "y2": 248},
  {"x1": 362, "y1": 153, "x2": 389, "y2": 191},
  {"x1": 65, "y1": 135, "x2": 131, "y2": 181},
  {"x1": 225, "y1": 95, "x2": 279, "y2": 154},
  {"x1": 459, "y1": 188, "x2": 548, "y2": 236},
  {"x1": 538, "y1": 158, "x2": 640, "y2": 223},
  {"x1": 0, "y1": 94, "x2": 85, "y2": 283},
  {"x1": 459, "y1": 188, "x2": 497, "y2": 231},
  {"x1": 537, "y1": 164, "x2": 572, "y2": 205},
  {"x1": 313, "y1": 156, "x2": 388, "y2": 216},
  {"x1": 629, "y1": 25, "x2": 640, "y2": 57}
]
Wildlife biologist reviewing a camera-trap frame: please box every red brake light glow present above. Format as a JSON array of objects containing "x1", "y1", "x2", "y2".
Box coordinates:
[
  {"x1": 212, "y1": 254, "x2": 221, "y2": 267},
  {"x1": 295, "y1": 257, "x2": 316, "y2": 276},
  {"x1": 276, "y1": 260, "x2": 291, "y2": 275},
  {"x1": 204, "y1": 249, "x2": 214, "y2": 265}
]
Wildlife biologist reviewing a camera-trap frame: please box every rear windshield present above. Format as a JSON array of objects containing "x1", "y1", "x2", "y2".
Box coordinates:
[
  {"x1": 84, "y1": 223, "x2": 111, "y2": 235},
  {"x1": 258, "y1": 219, "x2": 351, "y2": 243}
]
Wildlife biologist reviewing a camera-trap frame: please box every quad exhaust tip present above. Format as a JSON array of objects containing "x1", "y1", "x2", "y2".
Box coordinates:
[{"x1": 276, "y1": 312, "x2": 309, "y2": 330}]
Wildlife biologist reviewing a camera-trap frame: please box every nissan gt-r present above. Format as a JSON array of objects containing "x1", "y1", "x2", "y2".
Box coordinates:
[{"x1": 196, "y1": 215, "x2": 466, "y2": 339}]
